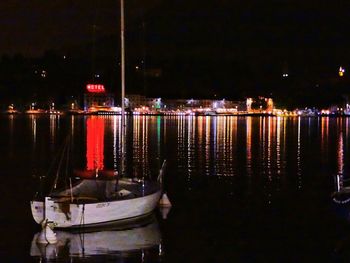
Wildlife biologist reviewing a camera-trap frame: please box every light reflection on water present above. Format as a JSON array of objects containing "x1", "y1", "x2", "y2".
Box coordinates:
[
  {"x1": 132, "y1": 115, "x2": 150, "y2": 179},
  {"x1": 22, "y1": 115, "x2": 350, "y2": 190},
  {"x1": 321, "y1": 116, "x2": 329, "y2": 164},
  {"x1": 297, "y1": 117, "x2": 302, "y2": 189},
  {"x1": 174, "y1": 116, "x2": 291, "y2": 179},
  {"x1": 8, "y1": 114, "x2": 14, "y2": 158},
  {"x1": 3, "y1": 114, "x2": 350, "y2": 261}
]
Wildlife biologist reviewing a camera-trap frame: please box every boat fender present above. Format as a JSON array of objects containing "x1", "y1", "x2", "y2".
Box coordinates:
[{"x1": 159, "y1": 192, "x2": 172, "y2": 207}]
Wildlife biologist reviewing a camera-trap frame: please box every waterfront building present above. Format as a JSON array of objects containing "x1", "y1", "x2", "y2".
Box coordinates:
[
  {"x1": 83, "y1": 84, "x2": 114, "y2": 111},
  {"x1": 225, "y1": 100, "x2": 247, "y2": 111},
  {"x1": 126, "y1": 94, "x2": 146, "y2": 109},
  {"x1": 118, "y1": 93, "x2": 261, "y2": 115},
  {"x1": 247, "y1": 97, "x2": 274, "y2": 113}
]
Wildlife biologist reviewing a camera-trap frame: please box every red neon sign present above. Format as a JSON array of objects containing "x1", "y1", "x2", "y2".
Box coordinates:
[{"x1": 86, "y1": 84, "x2": 106, "y2": 93}]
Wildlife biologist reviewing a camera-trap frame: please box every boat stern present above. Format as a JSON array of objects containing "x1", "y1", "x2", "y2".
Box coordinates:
[{"x1": 44, "y1": 197, "x2": 82, "y2": 228}]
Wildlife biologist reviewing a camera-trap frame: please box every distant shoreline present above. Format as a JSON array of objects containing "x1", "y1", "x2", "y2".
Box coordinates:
[{"x1": 2, "y1": 110, "x2": 349, "y2": 117}]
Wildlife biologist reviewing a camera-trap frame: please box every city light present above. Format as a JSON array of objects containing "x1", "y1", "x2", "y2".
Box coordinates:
[
  {"x1": 41, "y1": 70, "x2": 47, "y2": 78},
  {"x1": 339, "y1": 66, "x2": 345, "y2": 77}
]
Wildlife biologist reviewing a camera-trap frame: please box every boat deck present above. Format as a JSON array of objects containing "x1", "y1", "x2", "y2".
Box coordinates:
[{"x1": 50, "y1": 178, "x2": 160, "y2": 204}]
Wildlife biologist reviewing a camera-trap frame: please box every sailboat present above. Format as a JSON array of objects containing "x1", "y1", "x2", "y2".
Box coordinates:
[
  {"x1": 30, "y1": 166, "x2": 163, "y2": 228},
  {"x1": 30, "y1": 0, "x2": 164, "y2": 228}
]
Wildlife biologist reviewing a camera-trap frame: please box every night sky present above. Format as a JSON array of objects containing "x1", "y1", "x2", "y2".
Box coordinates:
[
  {"x1": 0, "y1": 1, "x2": 119, "y2": 55},
  {"x1": 0, "y1": 1, "x2": 350, "y2": 106},
  {"x1": 0, "y1": 1, "x2": 348, "y2": 55}
]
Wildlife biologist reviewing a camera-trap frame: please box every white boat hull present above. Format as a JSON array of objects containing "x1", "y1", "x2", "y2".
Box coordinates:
[{"x1": 31, "y1": 190, "x2": 161, "y2": 228}]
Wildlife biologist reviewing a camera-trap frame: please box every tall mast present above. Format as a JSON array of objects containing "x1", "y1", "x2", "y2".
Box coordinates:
[{"x1": 120, "y1": 0, "x2": 126, "y2": 176}]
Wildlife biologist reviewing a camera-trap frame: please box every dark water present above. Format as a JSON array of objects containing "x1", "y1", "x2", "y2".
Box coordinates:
[{"x1": 1, "y1": 115, "x2": 350, "y2": 262}]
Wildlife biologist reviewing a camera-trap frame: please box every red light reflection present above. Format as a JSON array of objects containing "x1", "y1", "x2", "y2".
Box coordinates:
[{"x1": 86, "y1": 117, "x2": 104, "y2": 172}]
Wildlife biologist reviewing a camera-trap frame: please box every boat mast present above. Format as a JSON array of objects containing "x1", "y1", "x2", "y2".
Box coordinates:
[{"x1": 120, "y1": 0, "x2": 126, "y2": 176}]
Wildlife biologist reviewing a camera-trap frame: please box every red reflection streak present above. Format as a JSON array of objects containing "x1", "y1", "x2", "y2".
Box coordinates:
[{"x1": 86, "y1": 117, "x2": 105, "y2": 171}]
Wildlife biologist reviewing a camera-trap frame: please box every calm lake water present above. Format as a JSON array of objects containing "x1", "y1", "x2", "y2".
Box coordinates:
[{"x1": 1, "y1": 115, "x2": 350, "y2": 262}]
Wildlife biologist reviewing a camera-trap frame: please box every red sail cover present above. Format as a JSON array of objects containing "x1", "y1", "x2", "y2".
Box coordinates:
[{"x1": 73, "y1": 169, "x2": 116, "y2": 179}]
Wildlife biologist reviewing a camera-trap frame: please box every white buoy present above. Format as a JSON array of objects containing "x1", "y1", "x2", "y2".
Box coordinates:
[
  {"x1": 159, "y1": 192, "x2": 172, "y2": 207},
  {"x1": 37, "y1": 220, "x2": 57, "y2": 244}
]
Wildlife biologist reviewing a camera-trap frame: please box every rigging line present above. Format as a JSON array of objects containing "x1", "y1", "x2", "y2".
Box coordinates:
[
  {"x1": 69, "y1": 178, "x2": 73, "y2": 203},
  {"x1": 79, "y1": 204, "x2": 85, "y2": 227},
  {"x1": 34, "y1": 136, "x2": 67, "y2": 199},
  {"x1": 44, "y1": 134, "x2": 67, "y2": 179},
  {"x1": 78, "y1": 204, "x2": 86, "y2": 256},
  {"x1": 64, "y1": 136, "x2": 71, "y2": 189},
  {"x1": 141, "y1": 21, "x2": 147, "y2": 97},
  {"x1": 120, "y1": 0, "x2": 126, "y2": 178},
  {"x1": 94, "y1": 174, "x2": 105, "y2": 199},
  {"x1": 50, "y1": 136, "x2": 70, "y2": 194},
  {"x1": 91, "y1": 0, "x2": 99, "y2": 81}
]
